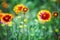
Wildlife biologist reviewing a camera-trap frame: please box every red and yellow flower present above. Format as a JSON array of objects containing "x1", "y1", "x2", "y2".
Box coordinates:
[
  {"x1": 1, "y1": 13, "x2": 13, "y2": 24},
  {"x1": 37, "y1": 10, "x2": 51, "y2": 23},
  {"x1": 13, "y1": 4, "x2": 25, "y2": 14}
]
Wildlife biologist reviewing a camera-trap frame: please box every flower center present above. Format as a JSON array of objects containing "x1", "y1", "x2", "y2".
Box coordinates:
[{"x1": 23, "y1": 8, "x2": 28, "y2": 12}]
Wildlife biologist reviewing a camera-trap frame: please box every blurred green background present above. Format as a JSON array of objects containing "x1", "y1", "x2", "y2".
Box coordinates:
[{"x1": 0, "y1": 0, "x2": 60, "y2": 40}]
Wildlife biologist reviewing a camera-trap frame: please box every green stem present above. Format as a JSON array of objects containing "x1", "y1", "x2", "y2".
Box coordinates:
[
  {"x1": 22, "y1": 13, "x2": 25, "y2": 40},
  {"x1": 6, "y1": 25, "x2": 8, "y2": 40}
]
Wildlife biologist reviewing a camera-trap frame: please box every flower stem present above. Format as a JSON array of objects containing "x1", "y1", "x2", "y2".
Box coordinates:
[{"x1": 6, "y1": 25, "x2": 8, "y2": 40}]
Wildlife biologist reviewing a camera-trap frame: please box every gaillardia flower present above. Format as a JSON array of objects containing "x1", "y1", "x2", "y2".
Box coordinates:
[
  {"x1": 1, "y1": 13, "x2": 13, "y2": 24},
  {"x1": 37, "y1": 10, "x2": 51, "y2": 23},
  {"x1": 13, "y1": 4, "x2": 25, "y2": 14}
]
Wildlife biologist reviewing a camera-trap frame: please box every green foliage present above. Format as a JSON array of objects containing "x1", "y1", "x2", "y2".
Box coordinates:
[{"x1": 0, "y1": 0, "x2": 60, "y2": 40}]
